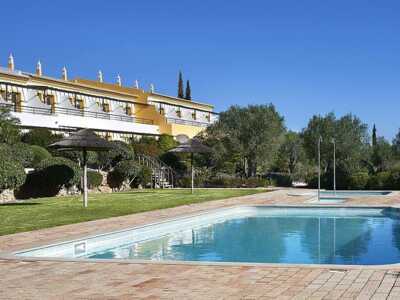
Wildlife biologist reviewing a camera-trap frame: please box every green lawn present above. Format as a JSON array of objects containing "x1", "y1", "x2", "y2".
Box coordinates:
[{"x1": 0, "y1": 189, "x2": 266, "y2": 236}]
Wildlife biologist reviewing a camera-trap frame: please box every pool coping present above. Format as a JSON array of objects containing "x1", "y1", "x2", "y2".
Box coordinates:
[{"x1": 3, "y1": 203, "x2": 400, "y2": 270}]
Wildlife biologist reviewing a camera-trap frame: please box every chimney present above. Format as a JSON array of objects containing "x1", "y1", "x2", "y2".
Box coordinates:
[
  {"x1": 98, "y1": 70, "x2": 103, "y2": 83},
  {"x1": 62, "y1": 66, "x2": 68, "y2": 80},
  {"x1": 36, "y1": 60, "x2": 42, "y2": 76},
  {"x1": 150, "y1": 83, "x2": 155, "y2": 93},
  {"x1": 8, "y1": 54, "x2": 14, "y2": 71},
  {"x1": 117, "y1": 74, "x2": 122, "y2": 86},
  {"x1": 134, "y1": 80, "x2": 139, "y2": 89}
]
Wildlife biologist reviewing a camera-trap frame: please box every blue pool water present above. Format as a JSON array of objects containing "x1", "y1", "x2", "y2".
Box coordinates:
[
  {"x1": 16, "y1": 207, "x2": 400, "y2": 265},
  {"x1": 321, "y1": 191, "x2": 391, "y2": 197}
]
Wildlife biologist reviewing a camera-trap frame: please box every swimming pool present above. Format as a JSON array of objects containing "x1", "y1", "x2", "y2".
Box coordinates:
[
  {"x1": 16, "y1": 206, "x2": 400, "y2": 265},
  {"x1": 321, "y1": 191, "x2": 391, "y2": 197}
]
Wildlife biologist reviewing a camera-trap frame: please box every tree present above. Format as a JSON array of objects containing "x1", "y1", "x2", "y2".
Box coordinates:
[
  {"x1": 370, "y1": 137, "x2": 394, "y2": 173},
  {"x1": 0, "y1": 107, "x2": 20, "y2": 144},
  {"x1": 157, "y1": 134, "x2": 178, "y2": 153},
  {"x1": 177, "y1": 71, "x2": 184, "y2": 98},
  {"x1": 274, "y1": 131, "x2": 306, "y2": 176},
  {"x1": 301, "y1": 113, "x2": 370, "y2": 188},
  {"x1": 392, "y1": 128, "x2": 400, "y2": 158},
  {"x1": 185, "y1": 80, "x2": 191, "y2": 100},
  {"x1": 205, "y1": 104, "x2": 285, "y2": 177},
  {"x1": 372, "y1": 124, "x2": 377, "y2": 147},
  {"x1": 131, "y1": 136, "x2": 161, "y2": 157}
]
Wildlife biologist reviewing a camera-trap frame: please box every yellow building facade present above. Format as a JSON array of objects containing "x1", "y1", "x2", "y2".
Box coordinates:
[{"x1": 0, "y1": 56, "x2": 218, "y2": 140}]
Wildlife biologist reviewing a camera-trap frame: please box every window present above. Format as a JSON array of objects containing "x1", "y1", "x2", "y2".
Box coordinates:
[
  {"x1": 206, "y1": 113, "x2": 211, "y2": 122},
  {"x1": 37, "y1": 92, "x2": 44, "y2": 103},
  {"x1": 103, "y1": 103, "x2": 110, "y2": 113},
  {"x1": 176, "y1": 109, "x2": 182, "y2": 118},
  {"x1": 126, "y1": 106, "x2": 132, "y2": 116},
  {"x1": 192, "y1": 111, "x2": 197, "y2": 120},
  {"x1": 159, "y1": 106, "x2": 165, "y2": 115},
  {"x1": 75, "y1": 99, "x2": 84, "y2": 109}
]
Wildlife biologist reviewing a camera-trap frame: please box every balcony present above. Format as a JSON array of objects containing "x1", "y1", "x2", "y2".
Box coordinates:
[
  {"x1": 0, "y1": 102, "x2": 158, "y2": 135},
  {"x1": 0, "y1": 102, "x2": 153, "y2": 125},
  {"x1": 166, "y1": 117, "x2": 210, "y2": 128}
]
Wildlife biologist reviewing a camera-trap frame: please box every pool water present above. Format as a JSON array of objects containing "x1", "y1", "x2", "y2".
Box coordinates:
[
  {"x1": 16, "y1": 207, "x2": 400, "y2": 265},
  {"x1": 321, "y1": 191, "x2": 391, "y2": 197},
  {"x1": 315, "y1": 197, "x2": 346, "y2": 204}
]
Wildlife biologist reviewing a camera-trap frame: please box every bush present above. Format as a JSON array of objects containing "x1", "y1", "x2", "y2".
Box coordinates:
[
  {"x1": 0, "y1": 143, "x2": 34, "y2": 168},
  {"x1": 21, "y1": 128, "x2": 62, "y2": 147},
  {"x1": 87, "y1": 171, "x2": 103, "y2": 189},
  {"x1": 30, "y1": 145, "x2": 52, "y2": 168},
  {"x1": 107, "y1": 160, "x2": 141, "y2": 189},
  {"x1": 349, "y1": 172, "x2": 369, "y2": 189},
  {"x1": 17, "y1": 157, "x2": 81, "y2": 198},
  {"x1": 245, "y1": 177, "x2": 269, "y2": 188},
  {"x1": 0, "y1": 158, "x2": 26, "y2": 191},
  {"x1": 268, "y1": 173, "x2": 293, "y2": 187},
  {"x1": 135, "y1": 166, "x2": 152, "y2": 187},
  {"x1": 57, "y1": 150, "x2": 98, "y2": 168},
  {"x1": 203, "y1": 176, "x2": 268, "y2": 188},
  {"x1": 98, "y1": 141, "x2": 134, "y2": 170},
  {"x1": 367, "y1": 171, "x2": 391, "y2": 190}
]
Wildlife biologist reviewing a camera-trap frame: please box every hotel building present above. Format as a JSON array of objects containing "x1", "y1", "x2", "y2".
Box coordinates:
[{"x1": 0, "y1": 55, "x2": 219, "y2": 141}]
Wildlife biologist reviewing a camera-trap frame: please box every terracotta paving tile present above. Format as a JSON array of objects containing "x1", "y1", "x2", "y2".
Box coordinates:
[{"x1": 1, "y1": 189, "x2": 400, "y2": 299}]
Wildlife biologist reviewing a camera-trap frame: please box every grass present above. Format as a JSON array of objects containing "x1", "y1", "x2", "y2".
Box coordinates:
[{"x1": 0, "y1": 189, "x2": 266, "y2": 236}]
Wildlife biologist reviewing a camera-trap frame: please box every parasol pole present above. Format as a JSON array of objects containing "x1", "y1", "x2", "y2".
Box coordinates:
[
  {"x1": 191, "y1": 152, "x2": 194, "y2": 194},
  {"x1": 83, "y1": 149, "x2": 88, "y2": 207}
]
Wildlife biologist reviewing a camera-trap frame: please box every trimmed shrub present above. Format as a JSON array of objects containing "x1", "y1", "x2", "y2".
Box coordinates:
[
  {"x1": 21, "y1": 128, "x2": 62, "y2": 147},
  {"x1": 14, "y1": 143, "x2": 34, "y2": 168},
  {"x1": 37, "y1": 157, "x2": 81, "y2": 187},
  {"x1": 57, "y1": 150, "x2": 98, "y2": 168},
  {"x1": 98, "y1": 141, "x2": 134, "y2": 170},
  {"x1": 0, "y1": 158, "x2": 26, "y2": 191},
  {"x1": 135, "y1": 166, "x2": 152, "y2": 187},
  {"x1": 17, "y1": 157, "x2": 81, "y2": 198},
  {"x1": 108, "y1": 160, "x2": 141, "y2": 189},
  {"x1": 87, "y1": 171, "x2": 103, "y2": 189},
  {"x1": 349, "y1": 171, "x2": 369, "y2": 190},
  {"x1": 30, "y1": 145, "x2": 52, "y2": 168},
  {"x1": 0, "y1": 143, "x2": 34, "y2": 168}
]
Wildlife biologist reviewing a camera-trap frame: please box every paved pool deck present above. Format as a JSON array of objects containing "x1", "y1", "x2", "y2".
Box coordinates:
[{"x1": 1, "y1": 189, "x2": 400, "y2": 299}]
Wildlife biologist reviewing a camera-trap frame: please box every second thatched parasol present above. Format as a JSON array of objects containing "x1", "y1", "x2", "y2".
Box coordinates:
[
  {"x1": 49, "y1": 129, "x2": 113, "y2": 207},
  {"x1": 168, "y1": 137, "x2": 211, "y2": 193}
]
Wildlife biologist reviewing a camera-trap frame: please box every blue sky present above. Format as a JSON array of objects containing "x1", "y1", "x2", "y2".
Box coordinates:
[{"x1": 2, "y1": 0, "x2": 400, "y2": 139}]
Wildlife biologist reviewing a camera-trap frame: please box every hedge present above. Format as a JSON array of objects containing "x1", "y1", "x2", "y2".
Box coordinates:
[
  {"x1": 16, "y1": 157, "x2": 81, "y2": 198},
  {"x1": 30, "y1": 145, "x2": 52, "y2": 168},
  {"x1": 87, "y1": 171, "x2": 103, "y2": 189},
  {"x1": 0, "y1": 143, "x2": 34, "y2": 168},
  {"x1": 0, "y1": 158, "x2": 26, "y2": 191}
]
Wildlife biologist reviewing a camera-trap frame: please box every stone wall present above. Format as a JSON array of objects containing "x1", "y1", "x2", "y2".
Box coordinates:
[{"x1": 0, "y1": 189, "x2": 15, "y2": 203}]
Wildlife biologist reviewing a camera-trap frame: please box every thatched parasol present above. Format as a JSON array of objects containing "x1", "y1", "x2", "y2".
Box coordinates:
[
  {"x1": 168, "y1": 137, "x2": 211, "y2": 193},
  {"x1": 49, "y1": 129, "x2": 113, "y2": 207}
]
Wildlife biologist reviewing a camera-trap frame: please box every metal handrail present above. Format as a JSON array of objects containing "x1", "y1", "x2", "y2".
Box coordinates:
[
  {"x1": 136, "y1": 153, "x2": 176, "y2": 188},
  {"x1": 1, "y1": 103, "x2": 154, "y2": 125},
  {"x1": 166, "y1": 117, "x2": 210, "y2": 127}
]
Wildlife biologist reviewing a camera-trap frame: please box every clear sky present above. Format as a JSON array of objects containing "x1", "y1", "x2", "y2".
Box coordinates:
[{"x1": 2, "y1": 0, "x2": 400, "y2": 139}]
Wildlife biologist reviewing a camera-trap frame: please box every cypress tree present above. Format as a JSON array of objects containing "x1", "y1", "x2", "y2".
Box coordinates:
[
  {"x1": 372, "y1": 124, "x2": 377, "y2": 147},
  {"x1": 185, "y1": 80, "x2": 191, "y2": 100},
  {"x1": 177, "y1": 71, "x2": 184, "y2": 98}
]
